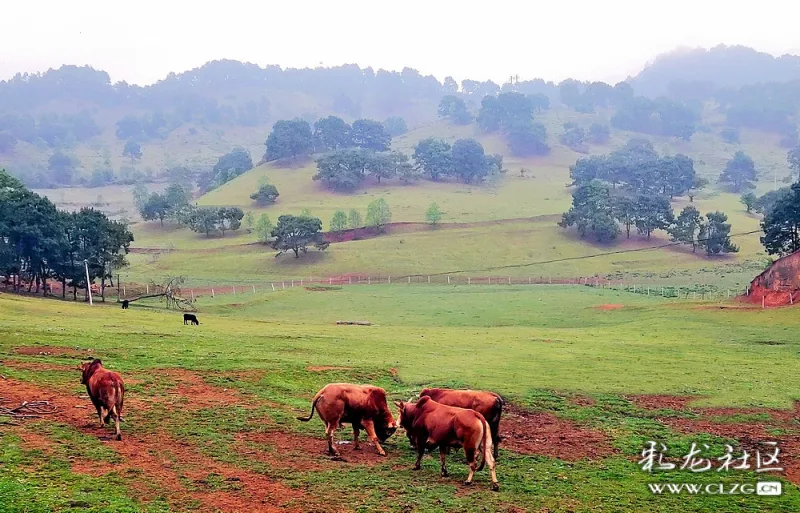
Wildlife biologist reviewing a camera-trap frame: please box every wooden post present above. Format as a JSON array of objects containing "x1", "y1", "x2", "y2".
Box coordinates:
[
  {"x1": 428, "y1": 276, "x2": 430, "y2": 284},
  {"x1": 647, "y1": 286, "x2": 650, "y2": 296},
  {"x1": 408, "y1": 276, "x2": 411, "y2": 284},
  {"x1": 633, "y1": 284, "x2": 636, "y2": 293},
  {"x1": 146, "y1": 283, "x2": 149, "y2": 294},
  {"x1": 468, "y1": 277, "x2": 471, "y2": 285},
  {"x1": 368, "y1": 276, "x2": 371, "y2": 285},
  {"x1": 790, "y1": 292, "x2": 794, "y2": 305},
  {"x1": 271, "y1": 283, "x2": 275, "y2": 291},
  {"x1": 291, "y1": 279, "x2": 294, "y2": 288},
  {"x1": 282, "y1": 281, "x2": 285, "y2": 289},
  {"x1": 447, "y1": 275, "x2": 450, "y2": 285},
  {"x1": 508, "y1": 276, "x2": 511, "y2": 285},
  {"x1": 123, "y1": 286, "x2": 126, "y2": 297},
  {"x1": 252, "y1": 285, "x2": 256, "y2": 294},
  {"x1": 191, "y1": 289, "x2": 195, "y2": 302},
  {"x1": 549, "y1": 276, "x2": 552, "y2": 284},
  {"x1": 349, "y1": 277, "x2": 352, "y2": 285},
  {"x1": 528, "y1": 277, "x2": 531, "y2": 285},
  {"x1": 762, "y1": 296, "x2": 766, "y2": 309},
  {"x1": 233, "y1": 286, "x2": 236, "y2": 295},
  {"x1": 300, "y1": 279, "x2": 303, "y2": 286},
  {"x1": 330, "y1": 278, "x2": 333, "y2": 285},
  {"x1": 211, "y1": 288, "x2": 215, "y2": 298},
  {"x1": 388, "y1": 276, "x2": 391, "y2": 284}
]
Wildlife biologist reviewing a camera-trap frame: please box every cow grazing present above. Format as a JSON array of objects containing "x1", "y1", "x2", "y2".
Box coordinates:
[
  {"x1": 78, "y1": 359, "x2": 125, "y2": 441},
  {"x1": 397, "y1": 396, "x2": 499, "y2": 491},
  {"x1": 419, "y1": 387, "x2": 504, "y2": 458},
  {"x1": 183, "y1": 313, "x2": 199, "y2": 325},
  {"x1": 121, "y1": 300, "x2": 129, "y2": 309},
  {"x1": 297, "y1": 383, "x2": 397, "y2": 457}
]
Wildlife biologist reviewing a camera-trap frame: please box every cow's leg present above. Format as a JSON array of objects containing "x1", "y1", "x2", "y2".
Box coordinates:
[
  {"x1": 491, "y1": 421, "x2": 500, "y2": 459},
  {"x1": 360, "y1": 419, "x2": 386, "y2": 456},
  {"x1": 439, "y1": 447, "x2": 449, "y2": 477},
  {"x1": 97, "y1": 406, "x2": 106, "y2": 427},
  {"x1": 464, "y1": 447, "x2": 477, "y2": 486},
  {"x1": 324, "y1": 422, "x2": 339, "y2": 456},
  {"x1": 489, "y1": 459, "x2": 499, "y2": 491},
  {"x1": 413, "y1": 437, "x2": 425, "y2": 470},
  {"x1": 352, "y1": 425, "x2": 361, "y2": 450}
]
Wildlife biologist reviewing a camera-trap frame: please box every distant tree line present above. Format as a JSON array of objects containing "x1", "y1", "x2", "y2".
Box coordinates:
[{"x1": 0, "y1": 169, "x2": 134, "y2": 299}]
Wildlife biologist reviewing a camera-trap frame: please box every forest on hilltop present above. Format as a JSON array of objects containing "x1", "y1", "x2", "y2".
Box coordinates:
[{"x1": 0, "y1": 45, "x2": 799, "y2": 189}]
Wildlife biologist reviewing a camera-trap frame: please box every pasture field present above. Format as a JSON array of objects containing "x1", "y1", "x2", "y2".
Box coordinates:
[{"x1": 1, "y1": 286, "x2": 798, "y2": 512}]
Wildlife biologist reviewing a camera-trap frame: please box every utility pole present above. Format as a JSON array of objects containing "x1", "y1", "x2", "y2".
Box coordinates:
[{"x1": 84, "y1": 260, "x2": 93, "y2": 305}]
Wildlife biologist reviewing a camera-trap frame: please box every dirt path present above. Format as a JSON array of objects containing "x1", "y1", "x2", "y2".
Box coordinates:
[{"x1": 0, "y1": 374, "x2": 318, "y2": 512}]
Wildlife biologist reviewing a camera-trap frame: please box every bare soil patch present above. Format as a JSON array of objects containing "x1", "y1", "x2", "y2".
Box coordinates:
[
  {"x1": 154, "y1": 368, "x2": 245, "y2": 410},
  {"x1": 593, "y1": 304, "x2": 624, "y2": 311},
  {"x1": 236, "y1": 430, "x2": 390, "y2": 471},
  {"x1": 568, "y1": 395, "x2": 596, "y2": 407},
  {"x1": 0, "y1": 376, "x2": 311, "y2": 512},
  {"x1": 14, "y1": 346, "x2": 88, "y2": 357},
  {"x1": 1, "y1": 360, "x2": 77, "y2": 372},
  {"x1": 501, "y1": 405, "x2": 614, "y2": 461},
  {"x1": 628, "y1": 394, "x2": 698, "y2": 410},
  {"x1": 306, "y1": 366, "x2": 353, "y2": 372}
]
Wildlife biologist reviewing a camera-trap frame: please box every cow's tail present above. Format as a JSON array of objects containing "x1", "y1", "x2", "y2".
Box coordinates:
[
  {"x1": 477, "y1": 417, "x2": 494, "y2": 472},
  {"x1": 296, "y1": 393, "x2": 322, "y2": 422}
]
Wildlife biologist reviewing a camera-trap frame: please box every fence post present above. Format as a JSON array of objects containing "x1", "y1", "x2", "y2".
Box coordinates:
[
  {"x1": 252, "y1": 285, "x2": 256, "y2": 294},
  {"x1": 300, "y1": 279, "x2": 303, "y2": 286},
  {"x1": 447, "y1": 275, "x2": 450, "y2": 285},
  {"x1": 791, "y1": 292, "x2": 794, "y2": 305},
  {"x1": 647, "y1": 286, "x2": 650, "y2": 296},
  {"x1": 282, "y1": 281, "x2": 285, "y2": 289},
  {"x1": 508, "y1": 276, "x2": 511, "y2": 285},
  {"x1": 211, "y1": 288, "x2": 215, "y2": 298},
  {"x1": 529, "y1": 277, "x2": 531, "y2": 285},
  {"x1": 549, "y1": 276, "x2": 552, "y2": 284},
  {"x1": 660, "y1": 287, "x2": 664, "y2": 297},
  {"x1": 291, "y1": 279, "x2": 294, "y2": 288},
  {"x1": 468, "y1": 277, "x2": 471, "y2": 285},
  {"x1": 428, "y1": 276, "x2": 430, "y2": 284},
  {"x1": 271, "y1": 283, "x2": 275, "y2": 291},
  {"x1": 633, "y1": 284, "x2": 636, "y2": 293},
  {"x1": 368, "y1": 276, "x2": 371, "y2": 285},
  {"x1": 191, "y1": 289, "x2": 195, "y2": 302},
  {"x1": 762, "y1": 296, "x2": 766, "y2": 309},
  {"x1": 123, "y1": 286, "x2": 126, "y2": 297},
  {"x1": 727, "y1": 289, "x2": 730, "y2": 299},
  {"x1": 146, "y1": 284, "x2": 149, "y2": 294},
  {"x1": 408, "y1": 276, "x2": 411, "y2": 284},
  {"x1": 233, "y1": 286, "x2": 236, "y2": 295},
  {"x1": 349, "y1": 276, "x2": 352, "y2": 285}
]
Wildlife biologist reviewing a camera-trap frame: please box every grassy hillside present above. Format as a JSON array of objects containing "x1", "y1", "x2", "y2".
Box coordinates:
[{"x1": 117, "y1": 108, "x2": 786, "y2": 289}]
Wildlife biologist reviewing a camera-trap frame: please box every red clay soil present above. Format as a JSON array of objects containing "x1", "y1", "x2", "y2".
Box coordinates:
[
  {"x1": 593, "y1": 304, "x2": 624, "y2": 311},
  {"x1": 0, "y1": 376, "x2": 313, "y2": 513},
  {"x1": 1, "y1": 360, "x2": 78, "y2": 372},
  {"x1": 306, "y1": 366, "x2": 353, "y2": 372},
  {"x1": 236, "y1": 430, "x2": 389, "y2": 471},
  {"x1": 152, "y1": 368, "x2": 249, "y2": 411},
  {"x1": 14, "y1": 345, "x2": 88, "y2": 357},
  {"x1": 568, "y1": 395, "x2": 597, "y2": 407},
  {"x1": 500, "y1": 405, "x2": 614, "y2": 461},
  {"x1": 627, "y1": 394, "x2": 698, "y2": 411}
]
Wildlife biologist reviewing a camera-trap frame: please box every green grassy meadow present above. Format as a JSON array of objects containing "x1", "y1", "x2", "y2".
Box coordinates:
[{"x1": 1, "y1": 286, "x2": 798, "y2": 512}]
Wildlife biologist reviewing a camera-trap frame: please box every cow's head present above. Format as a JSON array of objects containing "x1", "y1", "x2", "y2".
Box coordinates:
[
  {"x1": 78, "y1": 358, "x2": 102, "y2": 384},
  {"x1": 394, "y1": 400, "x2": 418, "y2": 444},
  {"x1": 371, "y1": 389, "x2": 397, "y2": 442}
]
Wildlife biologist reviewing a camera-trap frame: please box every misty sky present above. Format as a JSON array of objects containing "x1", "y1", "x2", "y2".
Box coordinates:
[{"x1": 2, "y1": 0, "x2": 798, "y2": 86}]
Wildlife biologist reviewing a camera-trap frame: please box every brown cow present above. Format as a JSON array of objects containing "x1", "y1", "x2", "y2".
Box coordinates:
[
  {"x1": 297, "y1": 383, "x2": 397, "y2": 457},
  {"x1": 78, "y1": 359, "x2": 125, "y2": 441},
  {"x1": 397, "y1": 396, "x2": 499, "y2": 490},
  {"x1": 419, "y1": 387, "x2": 504, "y2": 458}
]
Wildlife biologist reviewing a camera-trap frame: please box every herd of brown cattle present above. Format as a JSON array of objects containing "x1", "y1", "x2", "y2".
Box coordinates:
[
  {"x1": 75, "y1": 362, "x2": 502, "y2": 491},
  {"x1": 298, "y1": 383, "x2": 502, "y2": 490}
]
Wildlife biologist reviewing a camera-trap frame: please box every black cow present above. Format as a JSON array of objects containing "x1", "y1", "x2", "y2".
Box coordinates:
[
  {"x1": 121, "y1": 300, "x2": 129, "y2": 310},
  {"x1": 183, "y1": 313, "x2": 199, "y2": 325}
]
